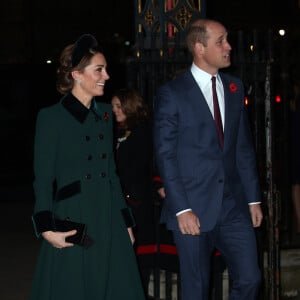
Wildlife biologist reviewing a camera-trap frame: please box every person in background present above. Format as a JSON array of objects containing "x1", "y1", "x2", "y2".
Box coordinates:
[
  {"x1": 153, "y1": 19, "x2": 263, "y2": 300},
  {"x1": 290, "y1": 78, "x2": 300, "y2": 233},
  {"x1": 111, "y1": 88, "x2": 155, "y2": 294},
  {"x1": 30, "y1": 34, "x2": 145, "y2": 300}
]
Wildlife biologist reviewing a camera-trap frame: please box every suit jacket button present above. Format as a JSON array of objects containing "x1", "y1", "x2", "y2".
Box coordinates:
[
  {"x1": 100, "y1": 172, "x2": 106, "y2": 178},
  {"x1": 87, "y1": 155, "x2": 93, "y2": 160},
  {"x1": 101, "y1": 153, "x2": 107, "y2": 159},
  {"x1": 85, "y1": 174, "x2": 91, "y2": 179},
  {"x1": 85, "y1": 136, "x2": 90, "y2": 141},
  {"x1": 98, "y1": 134, "x2": 104, "y2": 140},
  {"x1": 218, "y1": 179, "x2": 223, "y2": 183}
]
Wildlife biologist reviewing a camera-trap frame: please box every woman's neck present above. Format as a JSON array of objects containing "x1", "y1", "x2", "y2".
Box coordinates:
[{"x1": 71, "y1": 88, "x2": 92, "y2": 108}]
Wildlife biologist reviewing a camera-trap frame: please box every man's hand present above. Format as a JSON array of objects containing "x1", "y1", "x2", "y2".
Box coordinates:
[
  {"x1": 249, "y1": 204, "x2": 263, "y2": 227},
  {"x1": 177, "y1": 211, "x2": 200, "y2": 235}
]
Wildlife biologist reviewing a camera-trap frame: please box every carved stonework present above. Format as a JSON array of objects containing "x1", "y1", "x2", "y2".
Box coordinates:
[{"x1": 134, "y1": 0, "x2": 206, "y2": 49}]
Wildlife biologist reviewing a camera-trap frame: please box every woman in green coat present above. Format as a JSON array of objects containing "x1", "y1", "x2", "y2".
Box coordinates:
[{"x1": 30, "y1": 34, "x2": 145, "y2": 300}]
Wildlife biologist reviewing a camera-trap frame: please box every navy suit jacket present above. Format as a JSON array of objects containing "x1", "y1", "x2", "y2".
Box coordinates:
[{"x1": 153, "y1": 69, "x2": 261, "y2": 232}]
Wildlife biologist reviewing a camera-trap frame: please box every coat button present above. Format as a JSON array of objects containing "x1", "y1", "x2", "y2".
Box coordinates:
[
  {"x1": 98, "y1": 134, "x2": 104, "y2": 140},
  {"x1": 101, "y1": 153, "x2": 107, "y2": 159},
  {"x1": 87, "y1": 155, "x2": 93, "y2": 160},
  {"x1": 85, "y1": 136, "x2": 90, "y2": 141},
  {"x1": 218, "y1": 179, "x2": 223, "y2": 183},
  {"x1": 85, "y1": 174, "x2": 91, "y2": 179},
  {"x1": 100, "y1": 172, "x2": 106, "y2": 178}
]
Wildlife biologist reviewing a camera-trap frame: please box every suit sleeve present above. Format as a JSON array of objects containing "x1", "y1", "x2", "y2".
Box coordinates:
[
  {"x1": 153, "y1": 85, "x2": 190, "y2": 216},
  {"x1": 235, "y1": 85, "x2": 262, "y2": 204}
]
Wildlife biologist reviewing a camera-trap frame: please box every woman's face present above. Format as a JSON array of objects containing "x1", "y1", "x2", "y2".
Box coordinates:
[
  {"x1": 111, "y1": 96, "x2": 127, "y2": 123},
  {"x1": 76, "y1": 53, "x2": 110, "y2": 97}
]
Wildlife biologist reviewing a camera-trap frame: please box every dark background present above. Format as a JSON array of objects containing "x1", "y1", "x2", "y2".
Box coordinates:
[{"x1": 1, "y1": 0, "x2": 299, "y2": 64}]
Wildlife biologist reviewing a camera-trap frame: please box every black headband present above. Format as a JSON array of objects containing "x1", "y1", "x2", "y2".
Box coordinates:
[{"x1": 71, "y1": 34, "x2": 98, "y2": 67}]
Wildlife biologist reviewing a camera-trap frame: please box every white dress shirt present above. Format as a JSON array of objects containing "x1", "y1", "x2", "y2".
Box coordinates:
[{"x1": 190, "y1": 63, "x2": 225, "y2": 128}]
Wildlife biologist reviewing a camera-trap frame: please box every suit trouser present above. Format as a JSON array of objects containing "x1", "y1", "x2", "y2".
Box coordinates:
[{"x1": 173, "y1": 194, "x2": 261, "y2": 300}]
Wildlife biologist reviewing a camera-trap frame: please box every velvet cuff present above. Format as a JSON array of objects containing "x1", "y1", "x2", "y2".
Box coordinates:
[
  {"x1": 121, "y1": 207, "x2": 136, "y2": 228},
  {"x1": 32, "y1": 210, "x2": 55, "y2": 237}
]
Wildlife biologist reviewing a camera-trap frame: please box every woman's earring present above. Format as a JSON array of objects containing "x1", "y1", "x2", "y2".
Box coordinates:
[{"x1": 76, "y1": 79, "x2": 82, "y2": 84}]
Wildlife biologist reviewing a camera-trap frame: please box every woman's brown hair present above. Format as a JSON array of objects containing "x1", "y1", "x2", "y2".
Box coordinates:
[
  {"x1": 56, "y1": 34, "x2": 101, "y2": 94},
  {"x1": 56, "y1": 45, "x2": 100, "y2": 94},
  {"x1": 113, "y1": 88, "x2": 150, "y2": 129}
]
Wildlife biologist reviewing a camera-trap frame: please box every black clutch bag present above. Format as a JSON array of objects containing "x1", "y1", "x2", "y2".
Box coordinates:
[{"x1": 54, "y1": 218, "x2": 87, "y2": 246}]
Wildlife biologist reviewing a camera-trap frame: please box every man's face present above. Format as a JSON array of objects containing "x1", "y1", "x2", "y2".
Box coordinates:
[{"x1": 197, "y1": 22, "x2": 232, "y2": 74}]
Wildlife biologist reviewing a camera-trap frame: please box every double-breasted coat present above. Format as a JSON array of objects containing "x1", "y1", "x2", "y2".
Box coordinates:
[{"x1": 30, "y1": 93, "x2": 145, "y2": 300}]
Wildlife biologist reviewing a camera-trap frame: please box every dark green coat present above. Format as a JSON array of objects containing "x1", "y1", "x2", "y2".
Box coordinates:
[{"x1": 30, "y1": 93, "x2": 145, "y2": 300}]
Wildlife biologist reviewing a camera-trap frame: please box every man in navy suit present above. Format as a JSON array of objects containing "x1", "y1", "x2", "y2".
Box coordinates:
[{"x1": 153, "y1": 19, "x2": 263, "y2": 300}]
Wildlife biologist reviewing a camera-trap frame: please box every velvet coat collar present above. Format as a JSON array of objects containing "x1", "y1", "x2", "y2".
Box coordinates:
[{"x1": 60, "y1": 93, "x2": 102, "y2": 123}]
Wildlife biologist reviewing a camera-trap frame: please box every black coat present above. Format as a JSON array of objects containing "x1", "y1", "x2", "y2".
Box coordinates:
[{"x1": 115, "y1": 121, "x2": 155, "y2": 255}]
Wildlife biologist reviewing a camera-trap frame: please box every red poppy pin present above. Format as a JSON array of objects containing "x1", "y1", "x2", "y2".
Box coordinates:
[
  {"x1": 229, "y1": 83, "x2": 238, "y2": 93},
  {"x1": 104, "y1": 112, "x2": 109, "y2": 122}
]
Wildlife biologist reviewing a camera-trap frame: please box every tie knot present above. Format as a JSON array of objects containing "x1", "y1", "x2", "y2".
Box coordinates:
[{"x1": 211, "y1": 76, "x2": 216, "y2": 84}]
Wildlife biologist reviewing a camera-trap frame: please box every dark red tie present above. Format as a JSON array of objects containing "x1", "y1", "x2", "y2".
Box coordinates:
[{"x1": 211, "y1": 76, "x2": 224, "y2": 148}]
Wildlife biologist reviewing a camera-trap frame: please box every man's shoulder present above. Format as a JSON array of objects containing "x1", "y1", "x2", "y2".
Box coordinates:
[
  {"x1": 158, "y1": 69, "x2": 192, "y2": 91},
  {"x1": 219, "y1": 71, "x2": 243, "y2": 85}
]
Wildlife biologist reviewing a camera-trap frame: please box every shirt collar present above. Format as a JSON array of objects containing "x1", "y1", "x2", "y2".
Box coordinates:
[{"x1": 191, "y1": 63, "x2": 219, "y2": 90}]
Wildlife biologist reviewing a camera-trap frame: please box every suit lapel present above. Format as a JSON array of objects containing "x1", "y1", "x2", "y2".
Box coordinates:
[
  {"x1": 185, "y1": 70, "x2": 215, "y2": 124},
  {"x1": 183, "y1": 70, "x2": 224, "y2": 150},
  {"x1": 220, "y1": 73, "x2": 240, "y2": 150}
]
